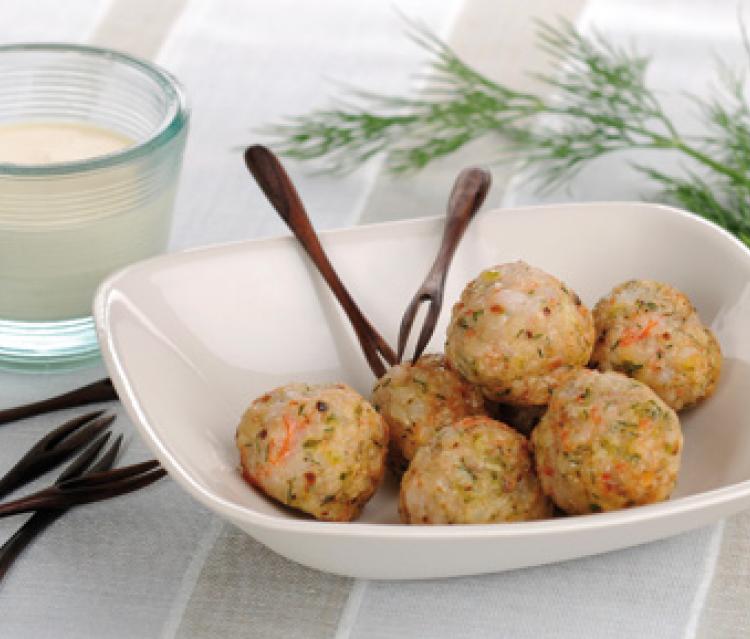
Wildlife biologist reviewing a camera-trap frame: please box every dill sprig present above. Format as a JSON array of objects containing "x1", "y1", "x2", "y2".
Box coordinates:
[{"x1": 264, "y1": 18, "x2": 750, "y2": 247}]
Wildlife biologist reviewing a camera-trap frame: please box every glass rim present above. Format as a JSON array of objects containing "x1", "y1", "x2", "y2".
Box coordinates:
[{"x1": 0, "y1": 42, "x2": 189, "y2": 176}]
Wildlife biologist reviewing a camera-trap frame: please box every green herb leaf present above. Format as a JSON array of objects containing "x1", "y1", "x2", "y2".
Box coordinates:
[
  {"x1": 413, "y1": 378, "x2": 429, "y2": 392},
  {"x1": 264, "y1": 17, "x2": 750, "y2": 249},
  {"x1": 618, "y1": 360, "x2": 644, "y2": 375}
]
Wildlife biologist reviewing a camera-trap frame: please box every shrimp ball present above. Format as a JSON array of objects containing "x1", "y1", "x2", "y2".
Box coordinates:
[
  {"x1": 531, "y1": 369, "x2": 682, "y2": 515},
  {"x1": 591, "y1": 280, "x2": 722, "y2": 410},
  {"x1": 445, "y1": 261, "x2": 595, "y2": 405},
  {"x1": 236, "y1": 383, "x2": 388, "y2": 522},
  {"x1": 399, "y1": 416, "x2": 553, "y2": 524},
  {"x1": 371, "y1": 354, "x2": 486, "y2": 473}
]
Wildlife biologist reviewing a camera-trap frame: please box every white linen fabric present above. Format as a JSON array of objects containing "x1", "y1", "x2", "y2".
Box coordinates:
[{"x1": 0, "y1": 1, "x2": 747, "y2": 637}]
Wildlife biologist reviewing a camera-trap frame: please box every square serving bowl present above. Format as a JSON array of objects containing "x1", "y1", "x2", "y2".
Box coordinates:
[{"x1": 94, "y1": 201, "x2": 750, "y2": 580}]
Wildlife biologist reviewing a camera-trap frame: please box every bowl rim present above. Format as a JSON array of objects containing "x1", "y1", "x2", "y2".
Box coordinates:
[{"x1": 95, "y1": 200, "x2": 750, "y2": 540}]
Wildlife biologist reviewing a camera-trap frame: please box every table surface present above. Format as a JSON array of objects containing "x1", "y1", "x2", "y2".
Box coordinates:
[{"x1": 1, "y1": 1, "x2": 749, "y2": 637}]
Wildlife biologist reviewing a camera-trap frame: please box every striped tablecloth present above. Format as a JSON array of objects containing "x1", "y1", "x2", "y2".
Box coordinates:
[{"x1": 1, "y1": 1, "x2": 748, "y2": 637}]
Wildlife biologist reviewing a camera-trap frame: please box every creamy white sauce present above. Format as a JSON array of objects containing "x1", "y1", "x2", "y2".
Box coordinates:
[{"x1": 0, "y1": 121, "x2": 132, "y2": 165}]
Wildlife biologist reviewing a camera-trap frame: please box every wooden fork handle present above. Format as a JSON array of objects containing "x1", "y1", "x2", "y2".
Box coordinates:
[
  {"x1": 244, "y1": 145, "x2": 396, "y2": 376},
  {"x1": 424, "y1": 167, "x2": 491, "y2": 288},
  {"x1": 0, "y1": 378, "x2": 117, "y2": 427}
]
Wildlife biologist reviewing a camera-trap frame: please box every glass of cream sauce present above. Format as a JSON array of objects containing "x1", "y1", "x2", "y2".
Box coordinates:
[{"x1": 0, "y1": 44, "x2": 188, "y2": 370}]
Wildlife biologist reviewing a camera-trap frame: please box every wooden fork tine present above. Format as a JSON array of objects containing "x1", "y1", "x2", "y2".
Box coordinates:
[
  {"x1": 88, "y1": 435, "x2": 123, "y2": 474},
  {"x1": 56, "y1": 432, "x2": 112, "y2": 483},
  {"x1": 53, "y1": 414, "x2": 115, "y2": 455},
  {"x1": 35, "y1": 410, "x2": 106, "y2": 449},
  {"x1": 0, "y1": 413, "x2": 113, "y2": 498},
  {"x1": 397, "y1": 294, "x2": 424, "y2": 364},
  {"x1": 60, "y1": 467, "x2": 166, "y2": 506},
  {"x1": 396, "y1": 167, "x2": 491, "y2": 369},
  {"x1": 60, "y1": 460, "x2": 161, "y2": 490},
  {"x1": 412, "y1": 300, "x2": 442, "y2": 364},
  {"x1": 86, "y1": 468, "x2": 167, "y2": 501}
]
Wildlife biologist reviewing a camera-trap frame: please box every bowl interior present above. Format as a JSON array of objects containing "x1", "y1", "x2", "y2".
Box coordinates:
[{"x1": 97, "y1": 202, "x2": 750, "y2": 525}]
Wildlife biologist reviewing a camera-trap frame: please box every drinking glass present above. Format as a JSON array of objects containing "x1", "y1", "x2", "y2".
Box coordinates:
[{"x1": 0, "y1": 44, "x2": 189, "y2": 371}]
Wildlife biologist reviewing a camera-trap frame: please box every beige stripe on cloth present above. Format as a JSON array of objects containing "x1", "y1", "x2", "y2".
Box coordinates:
[
  {"x1": 696, "y1": 510, "x2": 750, "y2": 638},
  {"x1": 173, "y1": 525, "x2": 353, "y2": 639},
  {"x1": 89, "y1": 0, "x2": 188, "y2": 59}
]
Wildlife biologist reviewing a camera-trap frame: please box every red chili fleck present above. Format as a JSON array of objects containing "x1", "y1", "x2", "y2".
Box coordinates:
[
  {"x1": 304, "y1": 472, "x2": 316, "y2": 486},
  {"x1": 490, "y1": 304, "x2": 505, "y2": 314}
]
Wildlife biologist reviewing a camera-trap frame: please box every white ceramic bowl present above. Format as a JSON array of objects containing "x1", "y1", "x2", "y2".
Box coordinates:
[{"x1": 94, "y1": 202, "x2": 750, "y2": 580}]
